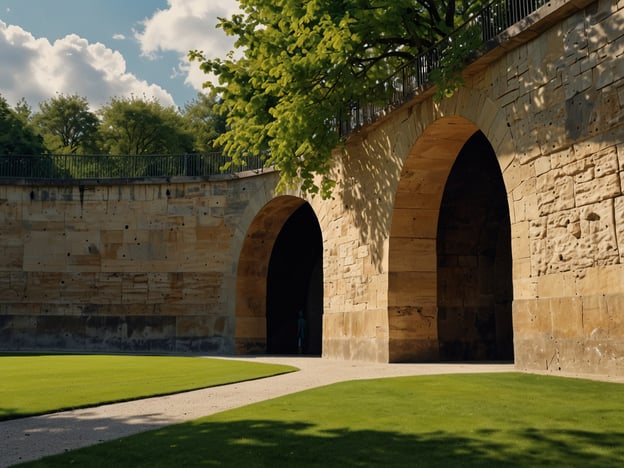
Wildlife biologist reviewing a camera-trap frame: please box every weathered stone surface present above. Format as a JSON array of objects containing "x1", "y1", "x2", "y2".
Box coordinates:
[{"x1": 0, "y1": 173, "x2": 280, "y2": 354}]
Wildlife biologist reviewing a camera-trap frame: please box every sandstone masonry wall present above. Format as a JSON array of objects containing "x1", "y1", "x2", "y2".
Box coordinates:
[
  {"x1": 504, "y1": 0, "x2": 624, "y2": 376},
  {"x1": 319, "y1": 0, "x2": 624, "y2": 377},
  {"x1": 0, "y1": 172, "x2": 280, "y2": 353}
]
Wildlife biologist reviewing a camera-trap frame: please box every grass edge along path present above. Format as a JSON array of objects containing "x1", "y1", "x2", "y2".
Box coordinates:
[
  {"x1": 17, "y1": 372, "x2": 624, "y2": 468},
  {"x1": 0, "y1": 354, "x2": 297, "y2": 421}
]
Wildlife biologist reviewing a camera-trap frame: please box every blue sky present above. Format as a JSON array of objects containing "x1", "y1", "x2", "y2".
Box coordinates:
[{"x1": 0, "y1": 0, "x2": 240, "y2": 110}]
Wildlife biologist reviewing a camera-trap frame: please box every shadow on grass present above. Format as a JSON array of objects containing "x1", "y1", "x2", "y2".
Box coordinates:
[
  {"x1": 20, "y1": 419, "x2": 624, "y2": 467},
  {"x1": 0, "y1": 407, "x2": 19, "y2": 420}
]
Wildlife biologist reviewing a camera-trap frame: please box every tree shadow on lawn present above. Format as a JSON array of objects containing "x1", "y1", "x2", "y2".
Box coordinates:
[
  {"x1": 0, "y1": 407, "x2": 19, "y2": 420},
  {"x1": 28, "y1": 419, "x2": 624, "y2": 467}
]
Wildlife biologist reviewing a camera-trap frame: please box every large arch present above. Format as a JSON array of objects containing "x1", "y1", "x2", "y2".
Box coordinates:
[
  {"x1": 234, "y1": 195, "x2": 323, "y2": 355},
  {"x1": 436, "y1": 130, "x2": 513, "y2": 361},
  {"x1": 266, "y1": 203, "x2": 323, "y2": 354},
  {"x1": 387, "y1": 115, "x2": 513, "y2": 362}
]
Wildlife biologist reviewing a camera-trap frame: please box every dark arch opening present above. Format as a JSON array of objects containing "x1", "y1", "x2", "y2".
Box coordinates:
[
  {"x1": 436, "y1": 130, "x2": 514, "y2": 361},
  {"x1": 266, "y1": 203, "x2": 323, "y2": 355}
]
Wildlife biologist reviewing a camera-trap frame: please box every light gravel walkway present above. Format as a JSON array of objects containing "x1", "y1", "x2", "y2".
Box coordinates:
[{"x1": 2, "y1": 357, "x2": 515, "y2": 467}]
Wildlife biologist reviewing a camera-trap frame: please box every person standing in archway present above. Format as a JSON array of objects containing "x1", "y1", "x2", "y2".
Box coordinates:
[{"x1": 297, "y1": 310, "x2": 306, "y2": 354}]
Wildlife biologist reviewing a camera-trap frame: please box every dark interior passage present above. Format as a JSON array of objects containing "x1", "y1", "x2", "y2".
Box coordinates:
[
  {"x1": 266, "y1": 203, "x2": 323, "y2": 355},
  {"x1": 437, "y1": 130, "x2": 514, "y2": 361}
]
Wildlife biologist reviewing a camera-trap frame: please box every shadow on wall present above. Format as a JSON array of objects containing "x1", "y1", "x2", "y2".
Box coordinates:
[{"x1": 339, "y1": 130, "x2": 403, "y2": 272}]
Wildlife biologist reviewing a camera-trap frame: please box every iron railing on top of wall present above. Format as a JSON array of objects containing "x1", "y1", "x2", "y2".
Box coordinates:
[
  {"x1": 1, "y1": 0, "x2": 548, "y2": 181},
  {"x1": 0, "y1": 152, "x2": 267, "y2": 180},
  {"x1": 337, "y1": 0, "x2": 549, "y2": 136}
]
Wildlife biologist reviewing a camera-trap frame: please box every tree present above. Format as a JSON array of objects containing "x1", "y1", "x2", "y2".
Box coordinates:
[
  {"x1": 99, "y1": 96, "x2": 193, "y2": 155},
  {"x1": 182, "y1": 92, "x2": 227, "y2": 153},
  {"x1": 13, "y1": 97, "x2": 33, "y2": 126},
  {"x1": 31, "y1": 94, "x2": 100, "y2": 154},
  {"x1": 0, "y1": 95, "x2": 46, "y2": 155},
  {"x1": 190, "y1": 0, "x2": 485, "y2": 197}
]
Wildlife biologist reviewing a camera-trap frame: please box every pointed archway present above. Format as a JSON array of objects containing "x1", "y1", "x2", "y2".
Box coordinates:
[
  {"x1": 388, "y1": 116, "x2": 513, "y2": 362},
  {"x1": 235, "y1": 196, "x2": 323, "y2": 355},
  {"x1": 436, "y1": 131, "x2": 513, "y2": 361}
]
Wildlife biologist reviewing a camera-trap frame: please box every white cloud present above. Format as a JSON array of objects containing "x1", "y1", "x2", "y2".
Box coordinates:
[
  {"x1": 112, "y1": 33, "x2": 126, "y2": 41},
  {"x1": 0, "y1": 20, "x2": 175, "y2": 109},
  {"x1": 135, "y1": 0, "x2": 241, "y2": 91}
]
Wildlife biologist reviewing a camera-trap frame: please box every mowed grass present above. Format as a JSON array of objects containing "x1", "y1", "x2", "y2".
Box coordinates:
[
  {"x1": 19, "y1": 373, "x2": 624, "y2": 468},
  {"x1": 0, "y1": 354, "x2": 296, "y2": 420}
]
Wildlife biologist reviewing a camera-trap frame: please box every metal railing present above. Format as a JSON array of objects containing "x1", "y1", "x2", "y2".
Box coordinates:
[
  {"x1": 337, "y1": 0, "x2": 549, "y2": 136},
  {"x1": 0, "y1": 152, "x2": 267, "y2": 180}
]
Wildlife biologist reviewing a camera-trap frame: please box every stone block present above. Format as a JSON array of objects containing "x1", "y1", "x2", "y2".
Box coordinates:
[
  {"x1": 513, "y1": 336, "x2": 553, "y2": 372},
  {"x1": 604, "y1": 294, "x2": 624, "y2": 336},
  {"x1": 554, "y1": 338, "x2": 587, "y2": 372},
  {"x1": 581, "y1": 294, "x2": 609, "y2": 336},
  {"x1": 176, "y1": 315, "x2": 222, "y2": 337},
  {"x1": 388, "y1": 305, "x2": 437, "y2": 340},
  {"x1": 514, "y1": 299, "x2": 549, "y2": 337},
  {"x1": 511, "y1": 228, "x2": 531, "y2": 260},
  {"x1": 389, "y1": 238, "x2": 436, "y2": 273},
  {"x1": 390, "y1": 208, "x2": 438, "y2": 238},
  {"x1": 537, "y1": 171, "x2": 575, "y2": 216},
  {"x1": 388, "y1": 271, "x2": 436, "y2": 307},
  {"x1": 513, "y1": 256, "x2": 531, "y2": 279},
  {"x1": 537, "y1": 271, "x2": 577, "y2": 298},
  {"x1": 234, "y1": 315, "x2": 266, "y2": 340},
  {"x1": 550, "y1": 296, "x2": 583, "y2": 339},
  {"x1": 576, "y1": 264, "x2": 624, "y2": 296},
  {"x1": 322, "y1": 312, "x2": 345, "y2": 339},
  {"x1": 348, "y1": 309, "x2": 382, "y2": 338},
  {"x1": 388, "y1": 338, "x2": 439, "y2": 362},
  {"x1": 513, "y1": 277, "x2": 538, "y2": 300},
  {"x1": 575, "y1": 173, "x2": 621, "y2": 207}
]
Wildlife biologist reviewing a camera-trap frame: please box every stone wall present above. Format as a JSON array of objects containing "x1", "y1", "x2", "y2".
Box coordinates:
[
  {"x1": 499, "y1": 0, "x2": 624, "y2": 376},
  {"x1": 0, "y1": 172, "x2": 281, "y2": 353},
  {"x1": 319, "y1": 0, "x2": 624, "y2": 377}
]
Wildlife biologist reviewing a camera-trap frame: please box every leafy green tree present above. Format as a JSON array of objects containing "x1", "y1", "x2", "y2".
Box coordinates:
[
  {"x1": 182, "y1": 92, "x2": 227, "y2": 153},
  {"x1": 13, "y1": 97, "x2": 33, "y2": 126},
  {"x1": 32, "y1": 94, "x2": 100, "y2": 154},
  {"x1": 0, "y1": 95, "x2": 46, "y2": 155},
  {"x1": 99, "y1": 96, "x2": 193, "y2": 155},
  {"x1": 190, "y1": 0, "x2": 485, "y2": 197}
]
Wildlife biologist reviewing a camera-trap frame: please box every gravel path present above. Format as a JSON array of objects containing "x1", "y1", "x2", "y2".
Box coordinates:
[{"x1": 1, "y1": 357, "x2": 515, "y2": 467}]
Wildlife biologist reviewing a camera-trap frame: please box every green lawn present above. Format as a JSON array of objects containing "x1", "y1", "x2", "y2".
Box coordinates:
[
  {"x1": 0, "y1": 354, "x2": 296, "y2": 420},
  {"x1": 17, "y1": 372, "x2": 624, "y2": 467}
]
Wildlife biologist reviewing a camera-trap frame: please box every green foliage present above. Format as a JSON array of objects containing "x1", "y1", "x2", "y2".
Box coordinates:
[
  {"x1": 31, "y1": 94, "x2": 100, "y2": 154},
  {"x1": 0, "y1": 95, "x2": 46, "y2": 155},
  {"x1": 23, "y1": 373, "x2": 624, "y2": 467},
  {"x1": 13, "y1": 97, "x2": 33, "y2": 125},
  {"x1": 0, "y1": 355, "x2": 296, "y2": 420},
  {"x1": 190, "y1": 0, "x2": 486, "y2": 197},
  {"x1": 182, "y1": 92, "x2": 227, "y2": 152},
  {"x1": 430, "y1": 23, "x2": 482, "y2": 101},
  {"x1": 98, "y1": 96, "x2": 194, "y2": 155}
]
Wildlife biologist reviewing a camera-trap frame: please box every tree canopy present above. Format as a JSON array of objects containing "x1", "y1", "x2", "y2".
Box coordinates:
[
  {"x1": 98, "y1": 96, "x2": 194, "y2": 155},
  {"x1": 191, "y1": 0, "x2": 485, "y2": 197},
  {"x1": 32, "y1": 94, "x2": 100, "y2": 154},
  {"x1": 0, "y1": 95, "x2": 46, "y2": 155},
  {"x1": 0, "y1": 92, "x2": 227, "y2": 160},
  {"x1": 182, "y1": 93, "x2": 227, "y2": 153}
]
